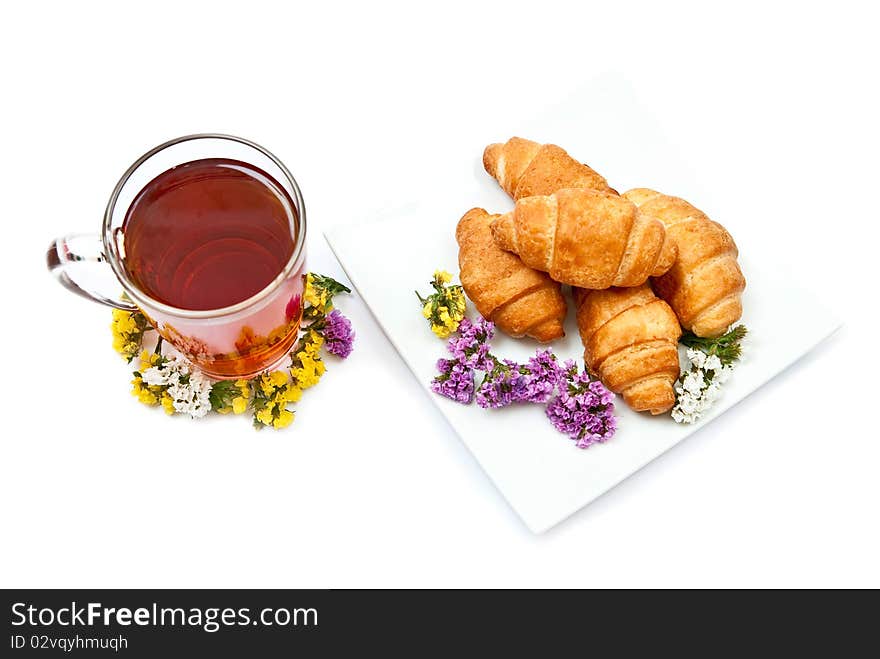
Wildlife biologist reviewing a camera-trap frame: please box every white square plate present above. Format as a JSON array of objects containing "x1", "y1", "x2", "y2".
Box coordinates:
[{"x1": 325, "y1": 78, "x2": 841, "y2": 533}]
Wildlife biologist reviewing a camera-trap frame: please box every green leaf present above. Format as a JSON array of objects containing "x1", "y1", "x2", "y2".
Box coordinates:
[
  {"x1": 680, "y1": 324, "x2": 748, "y2": 366},
  {"x1": 310, "y1": 273, "x2": 351, "y2": 296},
  {"x1": 209, "y1": 380, "x2": 239, "y2": 411}
]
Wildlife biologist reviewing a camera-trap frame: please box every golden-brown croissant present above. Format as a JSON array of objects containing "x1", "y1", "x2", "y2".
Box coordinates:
[
  {"x1": 490, "y1": 188, "x2": 677, "y2": 289},
  {"x1": 483, "y1": 136, "x2": 615, "y2": 200},
  {"x1": 456, "y1": 208, "x2": 567, "y2": 342},
  {"x1": 574, "y1": 285, "x2": 681, "y2": 415},
  {"x1": 623, "y1": 188, "x2": 746, "y2": 337}
]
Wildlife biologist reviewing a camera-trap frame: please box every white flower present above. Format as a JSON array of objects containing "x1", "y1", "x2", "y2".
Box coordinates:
[
  {"x1": 146, "y1": 355, "x2": 213, "y2": 418},
  {"x1": 671, "y1": 405, "x2": 697, "y2": 424},
  {"x1": 141, "y1": 365, "x2": 171, "y2": 386},
  {"x1": 169, "y1": 369, "x2": 212, "y2": 419},
  {"x1": 682, "y1": 370, "x2": 705, "y2": 395},
  {"x1": 679, "y1": 398, "x2": 695, "y2": 415},
  {"x1": 703, "y1": 354, "x2": 723, "y2": 372},
  {"x1": 703, "y1": 382, "x2": 722, "y2": 404},
  {"x1": 686, "y1": 348, "x2": 706, "y2": 369},
  {"x1": 671, "y1": 346, "x2": 740, "y2": 424}
]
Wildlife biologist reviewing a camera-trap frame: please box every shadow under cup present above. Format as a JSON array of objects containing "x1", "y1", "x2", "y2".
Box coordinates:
[{"x1": 107, "y1": 135, "x2": 307, "y2": 379}]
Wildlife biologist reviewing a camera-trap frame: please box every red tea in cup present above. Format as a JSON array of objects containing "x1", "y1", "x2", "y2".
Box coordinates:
[
  {"x1": 48, "y1": 135, "x2": 307, "y2": 379},
  {"x1": 122, "y1": 158, "x2": 296, "y2": 310}
]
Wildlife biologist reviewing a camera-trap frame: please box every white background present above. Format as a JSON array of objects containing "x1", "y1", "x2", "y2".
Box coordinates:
[{"x1": 1, "y1": 1, "x2": 877, "y2": 588}]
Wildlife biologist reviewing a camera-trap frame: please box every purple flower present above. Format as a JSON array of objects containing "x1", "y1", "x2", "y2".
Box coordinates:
[
  {"x1": 519, "y1": 349, "x2": 561, "y2": 403},
  {"x1": 322, "y1": 310, "x2": 355, "y2": 358},
  {"x1": 588, "y1": 378, "x2": 615, "y2": 405},
  {"x1": 447, "y1": 317, "x2": 495, "y2": 370},
  {"x1": 475, "y1": 359, "x2": 528, "y2": 409},
  {"x1": 545, "y1": 363, "x2": 617, "y2": 448},
  {"x1": 432, "y1": 358, "x2": 475, "y2": 404},
  {"x1": 427, "y1": 314, "x2": 617, "y2": 452}
]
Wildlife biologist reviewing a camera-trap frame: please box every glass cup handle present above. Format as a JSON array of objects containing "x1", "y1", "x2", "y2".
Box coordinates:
[{"x1": 46, "y1": 233, "x2": 139, "y2": 311}]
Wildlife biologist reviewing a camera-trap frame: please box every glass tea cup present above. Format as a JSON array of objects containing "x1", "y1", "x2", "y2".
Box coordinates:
[{"x1": 47, "y1": 134, "x2": 307, "y2": 379}]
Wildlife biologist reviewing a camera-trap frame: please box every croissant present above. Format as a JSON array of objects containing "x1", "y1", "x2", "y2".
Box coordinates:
[
  {"x1": 490, "y1": 188, "x2": 677, "y2": 289},
  {"x1": 483, "y1": 136, "x2": 615, "y2": 200},
  {"x1": 623, "y1": 188, "x2": 746, "y2": 337},
  {"x1": 456, "y1": 208, "x2": 567, "y2": 342},
  {"x1": 574, "y1": 285, "x2": 681, "y2": 415}
]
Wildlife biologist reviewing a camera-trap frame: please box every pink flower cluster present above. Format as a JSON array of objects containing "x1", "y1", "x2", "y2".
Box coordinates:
[{"x1": 430, "y1": 317, "x2": 617, "y2": 448}]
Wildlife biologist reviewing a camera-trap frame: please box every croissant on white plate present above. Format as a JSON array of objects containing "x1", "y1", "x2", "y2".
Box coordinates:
[
  {"x1": 623, "y1": 188, "x2": 746, "y2": 337},
  {"x1": 456, "y1": 208, "x2": 567, "y2": 342},
  {"x1": 574, "y1": 284, "x2": 681, "y2": 415},
  {"x1": 490, "y1": 188, "x2": 677, "y2": 289},
  {"x1": 483, "y1": 136, "x2": 615, "y2": 199}
]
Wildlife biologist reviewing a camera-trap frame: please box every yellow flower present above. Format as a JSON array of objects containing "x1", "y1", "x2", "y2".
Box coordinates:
[
  {"x1": 269, "y1": 370, "x2": 288, "y2": 387},
  {"x1": 273, "y1": 409, "x2": 294, "y2": 429},
  {"x1": 255, "y1": 408, "x2": 274, "y2": 426},
  {"x1": 258, "y1": 372, "x2": 283, "y2": 396},
  {"x1": 217, "y1": 379, "x2": 251, "y2": 414},
  {"x1": 161, "y1": 394, "x2": 175, "y2": 415},
  {"x1": 289, "y1": 330, "x2": 326, "y2": 390},
  {"x1": 448, "y1": 287, "x2": 466, "y2": 318},
  {"x1": 111, "y1": 308, "x2": 150, "y2": 361},
  {"x1": 257, "y1": 373, "x2": 275, "y2": 396},
  {"x1": 304, "y1": 273, "x2": 330, "y2": 311},
  {"x1": 282, "y1": 385, "x2": 302, "y2": 403},
  {"x1": 427, "y1": 304, "x2": 461, "y2": 338},
  {"x1": 113, "y1": 310, "x2": 135, "y2": 332},
  {"x1": 290, "y1": 352, "x2": 324, "y2": 390},
  {"x1": 138, "y1": 350, "x2": 161, "y2": 372},
  {"x1": 418, "y1": 269, "x2": 467, "y2": 339},
  {"x1": 291, "y1": 368, "x2": 313, "y2": 389},
  {"x1": 131, "y1": 377, "x2": 159, "y2": 406},
  {"x1": 431, "y1": 322, "x2": 454, "y2": 339},
  {"x1": 302, "y1": 330, "x2": 324, "y2": 354}
]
